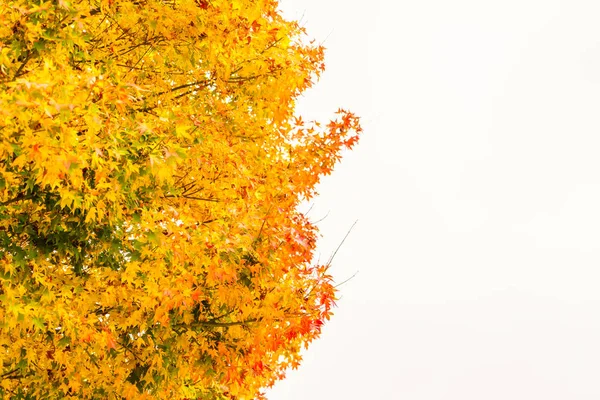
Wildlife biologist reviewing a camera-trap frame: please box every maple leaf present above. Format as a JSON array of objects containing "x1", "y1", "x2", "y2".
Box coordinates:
[{"x1": 0, "y1": 0, "x2": 361, "y2": 398}]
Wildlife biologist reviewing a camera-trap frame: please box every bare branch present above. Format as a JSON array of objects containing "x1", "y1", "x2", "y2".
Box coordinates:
[
  {"x1": 326, "y1": 220, "x2": 358, "y2": 268},
  {"x1": 334, "y1": 270, "x2": 359, "y2": 288}
]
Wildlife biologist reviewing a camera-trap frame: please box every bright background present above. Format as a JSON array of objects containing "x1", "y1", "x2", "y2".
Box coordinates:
[{"x1": 268, "y1": 1, "x2": 600, "y2": 399}]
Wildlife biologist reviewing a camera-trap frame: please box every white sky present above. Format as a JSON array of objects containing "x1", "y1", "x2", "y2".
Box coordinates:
[{"x1": 268, "y1": 1, "x2": 600, "y2": 399}]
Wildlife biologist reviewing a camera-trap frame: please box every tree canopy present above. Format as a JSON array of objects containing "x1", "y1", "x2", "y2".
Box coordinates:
[{"x1": 0, "y1": 0, "x2": 361, "y2": 398}]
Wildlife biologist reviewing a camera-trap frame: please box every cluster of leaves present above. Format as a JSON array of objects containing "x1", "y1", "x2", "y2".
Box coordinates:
[{"x1": 0, "y1": 0, "x2": 361, "y2": 398}]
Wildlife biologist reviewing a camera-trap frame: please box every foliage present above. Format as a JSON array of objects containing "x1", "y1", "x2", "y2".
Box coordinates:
[{"x1": 0, "y1": 0, "x2": 361, "y2": 398}]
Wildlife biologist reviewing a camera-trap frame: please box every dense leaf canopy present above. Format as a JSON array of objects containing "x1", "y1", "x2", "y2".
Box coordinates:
[{"x1": 0, "y1": 0, "x2": 361, "y2": 398}]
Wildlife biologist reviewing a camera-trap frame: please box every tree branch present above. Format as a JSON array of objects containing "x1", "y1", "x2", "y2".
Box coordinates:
[
  {"x1": 163, "y1": 194, "x2": 220, "y2": 202},
  {"x1": 13, "y1": 51, "x2": 32, "y2": 80},
  {"x1": 0, "y1": 193, "x2": 34, "y2": 206},
  {"x1": 191, "y1": 318, "x2": 257, "y2": 328},
  {"x1": 0, "y1": 368, "x2": 19, "y2": 379}
]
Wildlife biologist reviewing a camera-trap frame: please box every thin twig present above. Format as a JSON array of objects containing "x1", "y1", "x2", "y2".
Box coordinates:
[
  {"x1": 326, "y1": 220, "x2": 358, "y2": 267},
  {"x1": 334, "y1": 270, "x2": 359, "y2": 288},
  {"x1": 313, "y1": 210, "x2": 330, "y2": 224}
]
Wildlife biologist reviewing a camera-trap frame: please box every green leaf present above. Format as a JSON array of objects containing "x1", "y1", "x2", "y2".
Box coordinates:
[
  {"x1": 58, "y1": 336, "x2": 71, "y2": 347},
  {"x1": 146, "y1": 231, "x2": 160, "y2": 245},
  {"x1": 32, "y1": 316, "x2": 45, "y2": 330}
]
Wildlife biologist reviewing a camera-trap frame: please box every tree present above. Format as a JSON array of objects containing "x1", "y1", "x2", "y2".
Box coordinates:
[{"x1": 0, "y1": 0, "x2": 361, "y2": 398}]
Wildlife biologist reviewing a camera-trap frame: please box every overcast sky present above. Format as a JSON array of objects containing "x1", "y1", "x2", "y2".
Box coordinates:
[{"x1": 268, "y1": 1, "x2": 600, "y2": 399}]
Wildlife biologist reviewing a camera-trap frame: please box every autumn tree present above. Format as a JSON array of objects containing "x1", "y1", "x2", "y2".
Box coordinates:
[{"x1": 0, "y1": 0, "x2": 361, "y2": 398}]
